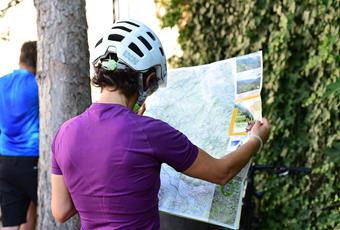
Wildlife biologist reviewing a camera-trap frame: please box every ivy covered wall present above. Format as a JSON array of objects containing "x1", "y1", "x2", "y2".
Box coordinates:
[{"x1": 156, "y1": 0, "x2": 340, "y2": 229}]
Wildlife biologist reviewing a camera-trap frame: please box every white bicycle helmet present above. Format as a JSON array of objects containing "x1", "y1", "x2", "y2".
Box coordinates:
[{"x1": 92, "y1": 19, "x2": 167, "y2": 105}]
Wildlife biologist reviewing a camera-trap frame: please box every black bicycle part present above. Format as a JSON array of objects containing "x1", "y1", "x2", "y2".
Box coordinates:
[{"x1": 239, "y1": 163, "x2": 311, "y2": 230}]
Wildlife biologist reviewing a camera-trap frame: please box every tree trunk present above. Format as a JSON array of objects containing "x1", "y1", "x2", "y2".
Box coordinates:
[
  {"x1": 34, "y1": 0, "x2": 91, "y2": 229},
  {"x1": 112, "y1": 0, "x2": 117, "y2": 22}
]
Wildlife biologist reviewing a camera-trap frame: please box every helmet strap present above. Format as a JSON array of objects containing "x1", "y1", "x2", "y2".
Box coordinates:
[{"x1": 136, "y1": 73, "x2": 147, "y2": 106}]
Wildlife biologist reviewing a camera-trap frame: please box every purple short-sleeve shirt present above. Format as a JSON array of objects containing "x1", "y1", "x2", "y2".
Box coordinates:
[{"x1": 51, "y1": 103, "x2": 198, "y2": 230}]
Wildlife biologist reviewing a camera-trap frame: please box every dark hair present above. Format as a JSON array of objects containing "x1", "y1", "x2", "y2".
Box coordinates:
[
  {"x1": 19, "y1": 41, "x2": 37, "y2": 69},
  {"x1": 92, "y1": 64, "x2": 140, "y2": 99}
]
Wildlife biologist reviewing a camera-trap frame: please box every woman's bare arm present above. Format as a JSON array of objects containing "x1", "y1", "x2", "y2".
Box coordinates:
[
  {"x1": 184, "y1": 118, "x2": 270, "y2": 185},
  {"x1": 51, "y1": 174, "x2": 77, "y2": 223}
]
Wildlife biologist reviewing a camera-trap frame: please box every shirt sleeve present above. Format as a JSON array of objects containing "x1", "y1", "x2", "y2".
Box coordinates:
[
  {"x1": 51, "y1": 128, "x2": 63, "y2": 175},
  {"x1": 143, "y1": 118, "x2": 198, "y2": 172}
]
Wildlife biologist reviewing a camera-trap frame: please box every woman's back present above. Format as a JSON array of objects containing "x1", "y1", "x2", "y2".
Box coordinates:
[{"x1": 51, "y1": 103, "x2": 198, "y2": 229}]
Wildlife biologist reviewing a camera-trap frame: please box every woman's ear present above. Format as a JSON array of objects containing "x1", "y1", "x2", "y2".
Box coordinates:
[{"x1": 145, "y1": 72, "x2": 156, "y2": 89}]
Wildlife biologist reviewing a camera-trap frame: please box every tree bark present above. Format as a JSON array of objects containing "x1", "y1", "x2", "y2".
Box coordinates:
[
  {"x1": 34, "y1": 0, "x2": 91, "y2": 229},
  {"x1": 112, "y1": 0, "x2": 116, "y2": 22},
  {"x1": 112, "y1": 0, "x2": 118, "y2": 22}
]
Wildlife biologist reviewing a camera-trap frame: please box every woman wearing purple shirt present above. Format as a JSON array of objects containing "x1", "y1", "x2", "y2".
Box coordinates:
[{"x1": 51, "y1": 20, "x2": 270, "y2": 230}]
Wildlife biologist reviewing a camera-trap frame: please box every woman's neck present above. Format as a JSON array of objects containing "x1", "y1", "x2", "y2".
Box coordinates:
[{"x1": 97, "y1": 87, "x2": 137, "y2": 110}]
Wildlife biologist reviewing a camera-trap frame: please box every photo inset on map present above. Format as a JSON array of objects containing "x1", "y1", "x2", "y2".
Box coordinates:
[
  {"x1": 236, "y1": 70, "x2": 261, "y2": 95},
  {"x1": 228, "y1": 96, "x2": 262, "y2": 136},
  {"x1": 227, "y1": 136, "x2": 246, "y2": 152},
  {"x1": 236, "y1": 53, "x2": 261, "y2": 73},
  {"x1": 228, "y1": 104, "x2": 254, "y2": 136}
]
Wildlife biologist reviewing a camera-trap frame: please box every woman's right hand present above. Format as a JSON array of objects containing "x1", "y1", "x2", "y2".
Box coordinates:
[{"x1": 250, "y1": 117, "x2": 271, "y2": 143}]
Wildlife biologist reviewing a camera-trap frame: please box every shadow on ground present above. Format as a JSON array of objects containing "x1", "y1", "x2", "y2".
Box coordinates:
[{"x1": 160, "y1": 212, "x2": 227, "y2": 230}]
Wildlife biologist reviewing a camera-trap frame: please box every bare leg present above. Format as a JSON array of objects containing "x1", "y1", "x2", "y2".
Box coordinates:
[
  {"x1": 2, "y1": 227, "x2": 19, "y2": 230},
  {"x1": 19, "y1": 201, "x2": 36, "y2": 230}
]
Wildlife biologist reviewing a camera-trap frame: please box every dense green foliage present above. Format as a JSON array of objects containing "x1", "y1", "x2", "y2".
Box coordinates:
[{"x1": 156, "y1": 0, "x2": 340, "y2": 229}]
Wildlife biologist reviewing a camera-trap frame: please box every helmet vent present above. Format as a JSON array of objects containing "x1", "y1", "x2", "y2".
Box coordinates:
[
  {"x1": 159, "y1": 47, "x2": 164, "y2": 56},
  {"x1": 138, "y1": 36, "x2": 152, "y2": 50},
  {"x1": 95, "y1": 38, "x2": 103, "y2": 48},
  {"x1": 146, "y1": 32, "x2": 156, "y2": 41},
  {"x1": 117, "y1": 21, "x2": 140, "y2": 27},
  {"x1": 112, "y1": 26, "x2": 132, "y2": 32},
  {"x1": 108, "y1": 34, "x2": 124, "y2": 42},
  {"x1": 128, "y1": 42, "x2": 144, "y2": 57}
]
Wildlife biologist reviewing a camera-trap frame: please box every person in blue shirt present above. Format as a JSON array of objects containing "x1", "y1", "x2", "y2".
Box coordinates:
[{"x1": 0, "y1": 41, "x2": 38, "y2": 230}]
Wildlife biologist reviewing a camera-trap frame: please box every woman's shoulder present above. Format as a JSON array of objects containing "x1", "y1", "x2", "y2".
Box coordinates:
[
  {"x1": 135, "y1": 115, "x2": 182, "y2": 140},
  {"x1": 137, "y1": 114, "x2": 171, "y2": 128},
  {"x1": 55, "y1": 115, "x2": 82, "y2": 137}
]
